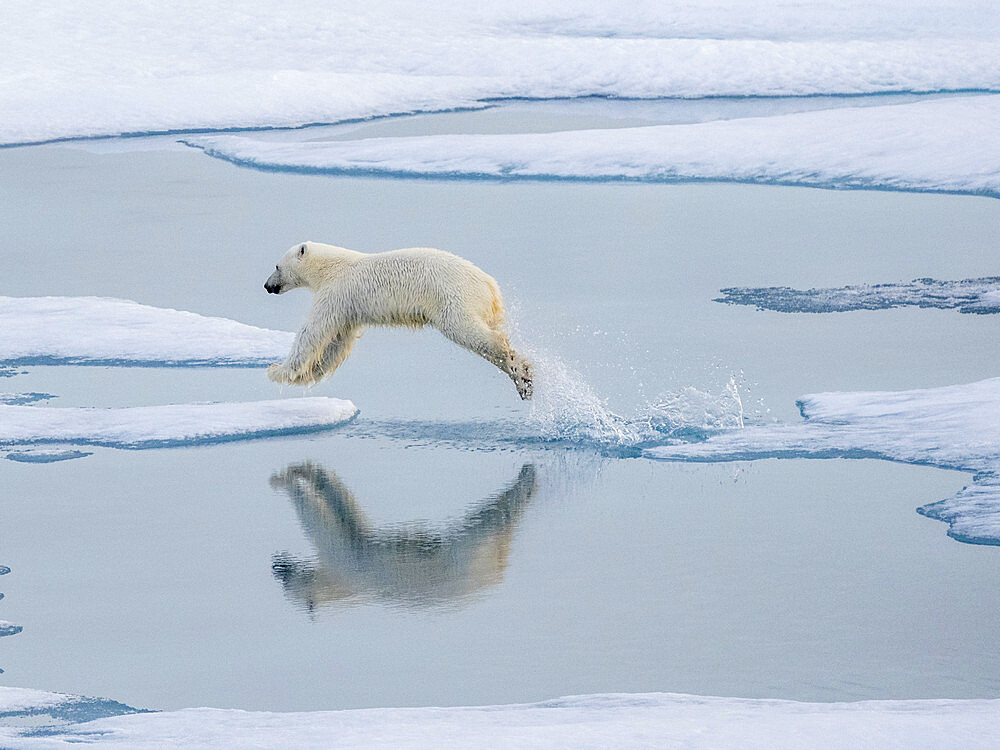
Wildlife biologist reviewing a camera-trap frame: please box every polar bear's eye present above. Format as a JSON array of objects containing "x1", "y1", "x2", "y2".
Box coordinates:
[{"x1": 299, "y1": 245, "x2": 306, "y2": 257}]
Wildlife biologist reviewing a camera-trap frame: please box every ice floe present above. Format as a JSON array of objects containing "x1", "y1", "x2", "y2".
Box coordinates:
[
  {"x1": 0, "y1": 399, "x2": 357, "y2": 450},
  {"x1": 647, "y1": 377, "x2": 1000, "y2": 545},
  {"x1": 717, "y1": 277, "x2": 1000, "y2": 314},
  {"x1": 2, "y1": 1, "x2": 999, "y2": 145},
  {"x1": 0, "y1": 687, "x2": 997, "y2": 749},
  {"x1": 0, "y1": 297, "x2": 291, "y2": 367},
  {"x1": 186, "y1": 95, "x2": 1000, "y2": 197}
]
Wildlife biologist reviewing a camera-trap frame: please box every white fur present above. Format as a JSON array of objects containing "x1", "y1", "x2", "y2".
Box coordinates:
[{"x1": 265, "y1": 241, "x2": 533, "y2": 399}]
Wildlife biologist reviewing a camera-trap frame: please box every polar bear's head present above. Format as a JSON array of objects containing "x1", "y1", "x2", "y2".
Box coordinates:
[{"x1": 264, "y1": 241, "x2": 315, "y2": 294}]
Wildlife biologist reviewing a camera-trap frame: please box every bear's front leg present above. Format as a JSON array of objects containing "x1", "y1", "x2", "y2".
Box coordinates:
[{"x1": 270, "y1": 303, "x2": 339, "y2": 386}]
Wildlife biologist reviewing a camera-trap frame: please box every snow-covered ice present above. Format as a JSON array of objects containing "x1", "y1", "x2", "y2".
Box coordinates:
[
  {"x1": 2, "y1": 1, "x2": 998, "y2": 146},
  {"x1": 0, "y1": 297, "x2": 292, "y2": 367},
  {"x1": 0, "y1": 687, "x2": 998, "y2": 749},
  {"x1": 647, "y1": 378, "x2": 1000, "y2": 545},
  {"x1": 186, "y1": 94, "x2": 1000, "y2": 196},
  {"x1": 0, "y1": 399, "x2": 358, "y2": 450},
  {"x1": 717, "y1": 276, "x2": 1000, "y2": 314}
]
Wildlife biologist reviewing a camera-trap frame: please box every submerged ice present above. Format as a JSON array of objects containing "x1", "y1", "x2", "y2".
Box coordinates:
[
  {"x1": 717, "y1": 277, "x2": 1000, "y2": 314},
  {"x1": 0, "y1": 297, "x2": 292, "y2": 367},
  {"x1": 647, "y1": 378, "x2": 1000, "y2": 545}
]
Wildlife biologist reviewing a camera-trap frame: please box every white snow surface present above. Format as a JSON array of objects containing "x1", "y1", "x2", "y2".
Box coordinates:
[
  {"x1": 2, "y1": 1, "x2": 999, "y2": 145},
  {"x1": 187, "y1": 94, "x2": 1000, "y2": 196},
  {"x1": 0, "y1": 689, "x2": 998, "y2": 749},
  {"x1": 0, "y1": 297, "x2": 292, "y2": 367},
  {"x1": 646, "y1": 377, "x2": 1000, "y2": 544},
  {"x1": 0, "y1": 399, "x2": 357, "y2": 449},
  {"x1": 0, "y1": 687, "x2": 69, "y2": 712}
]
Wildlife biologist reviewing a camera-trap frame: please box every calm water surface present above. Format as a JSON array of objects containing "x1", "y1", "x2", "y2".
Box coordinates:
[{"x1": 1, "y1": 114, "x2": 1000, "y2": 711}]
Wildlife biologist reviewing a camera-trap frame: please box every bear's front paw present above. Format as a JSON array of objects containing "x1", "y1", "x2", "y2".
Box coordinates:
[{"x1": 268, "y1": 363, "x2": 293, "y2": 385}]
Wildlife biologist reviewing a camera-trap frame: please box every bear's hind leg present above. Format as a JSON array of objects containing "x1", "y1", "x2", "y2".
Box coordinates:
[{"x1": 438, "y1": 316, "x2": 533, "y2": 400}]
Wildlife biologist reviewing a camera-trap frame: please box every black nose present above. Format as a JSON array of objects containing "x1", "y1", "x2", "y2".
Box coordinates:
[{"x1": 265, "y1": 281, "x2": 279, "y2": 294}]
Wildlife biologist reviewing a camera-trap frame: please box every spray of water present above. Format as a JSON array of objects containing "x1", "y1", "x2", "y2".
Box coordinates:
[{"x1": 519, "y1": 344, "x2": 751, "y2": 452}]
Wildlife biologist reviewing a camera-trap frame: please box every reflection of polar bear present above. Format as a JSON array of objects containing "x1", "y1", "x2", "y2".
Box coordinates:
[
  {"x1": 264, "y1": 241, "x2": 533, "y2": 399},
  {"x1": 270, "y1": 462, "x2": 536, "y2": 610}
]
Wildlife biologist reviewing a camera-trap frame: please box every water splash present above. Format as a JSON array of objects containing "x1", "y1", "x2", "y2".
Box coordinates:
[
  {"x1": 349, "y1": 340, "x2": 753, "y2": 455},
  {"x1": 518, "y1": 339, "x2": 750, "y2": 447},
  {"x1": 346, "y1": 366, "x2": 750, "y2": 456},
  {"x1": 523, "y1": 351, "x2": 637, "y2": 447}
]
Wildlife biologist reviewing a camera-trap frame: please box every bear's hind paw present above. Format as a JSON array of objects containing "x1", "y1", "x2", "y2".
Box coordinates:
[{"x1": 516, "y1": 377, "x2": 533, "y2": 400}]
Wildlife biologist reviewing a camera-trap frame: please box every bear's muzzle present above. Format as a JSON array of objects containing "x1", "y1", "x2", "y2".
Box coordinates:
[{"x1": 264, "y1": 268, "x2": 282, "y2": 294}]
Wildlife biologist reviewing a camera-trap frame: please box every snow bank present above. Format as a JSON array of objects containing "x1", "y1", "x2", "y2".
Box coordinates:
[
  {"x1": 186, "y1": 95, "x2": 1000, "y2": 196},
  {"x1": 0, "y1": 688, "x2": 998, "y2": 749},
  {"x1": 647, "y1": 378, "x2": 1000, "y2": 544},
  {"x1": 2, "y1": 1, "x2": 999, "y2": 145},
  {"x1": 0, "y1": 297, "x2": 291, "y2": 367},
  {"x1": 0, "y1": 399, "x2": 357, "y2": 449},
  {"x1": 717, "y1": 277, "x2": 1000, "y2": 314}
]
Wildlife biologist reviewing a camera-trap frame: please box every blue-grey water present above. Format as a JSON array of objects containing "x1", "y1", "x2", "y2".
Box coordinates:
[{"x1": 1, "y1": 102, "x2": 1000, "y2": 712}]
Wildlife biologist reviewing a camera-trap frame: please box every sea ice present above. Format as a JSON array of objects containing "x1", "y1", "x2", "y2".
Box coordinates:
[
  {"x1": 0, "y1": 399, "x2": 358, "y2": 450},
  {"x1": 0, "y1": 297, "x2": 292, "y2": 367},
  {"x1": 2, "y1": 1, "x2": 998, "y2": 145},
  {"x1": 0, "y1": 687, "x2": 997, "y2": 749},
  {"x1": 186, "y1": 95, "x2": 1000, "y2": 197},
  {"x1": 647, "y1": 377, "x2": 1000, "y2": 545}
]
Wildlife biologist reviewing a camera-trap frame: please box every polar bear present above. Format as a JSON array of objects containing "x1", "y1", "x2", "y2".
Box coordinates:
[{"x1": 264, "y1": 241, "x2": 533, "y2": 399}]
